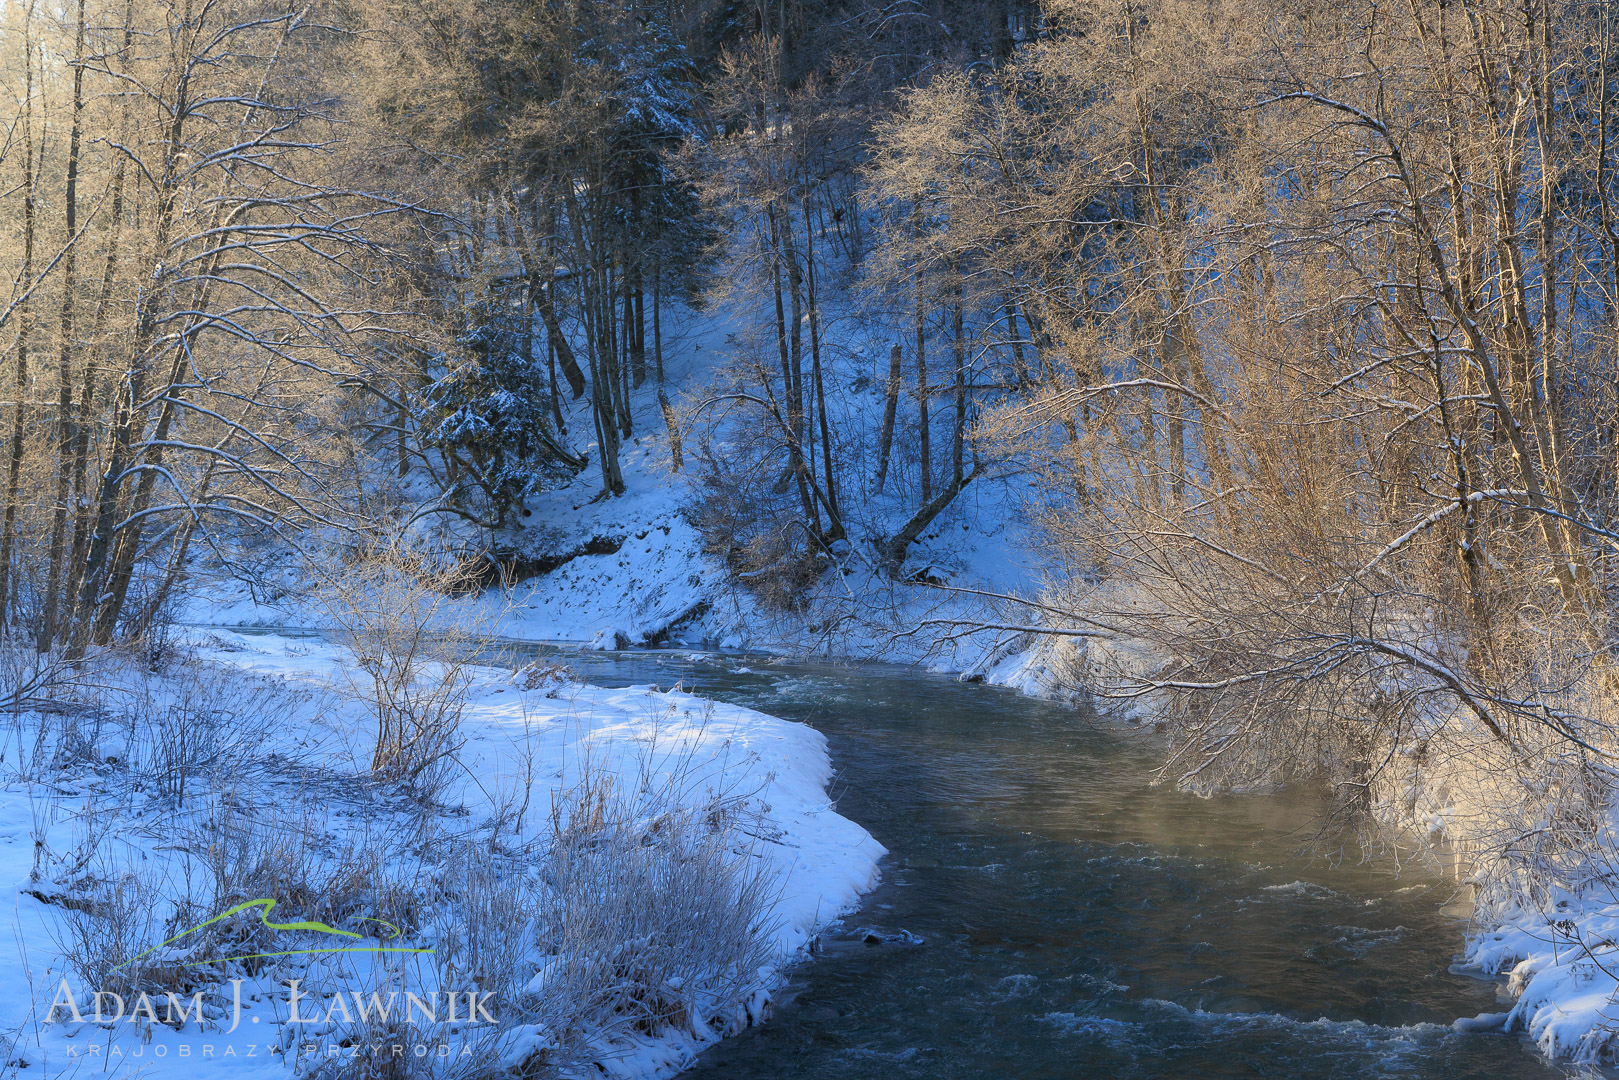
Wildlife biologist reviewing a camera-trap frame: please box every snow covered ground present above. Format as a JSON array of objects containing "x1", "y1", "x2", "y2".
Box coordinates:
[
  {"x1": 1455, "y1": 878, "x2": 1619, "y2": 1063},
  {"x1": 0, "y1": 630, "x2": 883, "y2": 1078},
  {"x1": 171, "y1": 294, "x2": 1619, "y2": 1070},
  {"x1": 183, "y1": 298, "x2": 1060, "y2": 683}
]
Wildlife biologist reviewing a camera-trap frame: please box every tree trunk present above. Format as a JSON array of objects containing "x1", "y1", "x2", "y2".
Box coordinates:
[
  {"x1": 0, "y1": 35, "x2": 38, "y2": 629},
  {"x1": 916, "y1": 269, "x2": 932, "y2": 504},
  {"x1": 526, "y1": 196, "x2": 586, "y2": 399},
  {"x1": 652, "y1": 249, "x2": 665, "y2": 384},
  {"x1": 535, "y1": 285, "x2": 587, "y2": 399},
  {"x1": 659, "y1": 390, "x2": 683, "y2": 472},
  {"x1": 952, "y1": 277, "x2": 966, "y2": 490},
  {"x1": 630, "y1": 262, "x2": 647, "y2": 388},
  {"x1": 41, "y1": 0, "x2": 86, "y2": 652},
  {"x1": 650, "y1": 251, "x2": 680, "y2": 469},
  {"x1": 611, "y1": 265, "x2": 632, "y2": 437},
  {"x1": 585, "y1": 290, "x2": 624, "y2": 494},
  {"x1": 880, "y1": 465, "x2": 983, "y2": 575},
  {"x1": 397, "y1": 398, "x2": 410, "y2": 478},
  {"x1": 64, "y1": 25, "x2": 133, "y2": 643},
  {"x1": 778, "y1": 205, "x2": 819, "y2": 535},
  {"x1": 1003, "y1": 293, "x2": 1030, "y2": 390},
  {"x1": 875, "y1": 343, "x2": 902, "y2": 493},
  {"x1": 804, "y1": 195, "x2": 842, "y2": 540}
]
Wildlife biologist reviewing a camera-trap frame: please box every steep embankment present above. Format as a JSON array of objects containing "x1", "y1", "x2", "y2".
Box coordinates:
[{"x1": 188, "y1": 302, "x2": 1064, "y2": 688}]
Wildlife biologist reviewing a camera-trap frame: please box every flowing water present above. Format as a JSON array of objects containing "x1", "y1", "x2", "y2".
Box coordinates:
[{"x1": 522, "y1": 646, "x2": 1572, "y2": 1080}]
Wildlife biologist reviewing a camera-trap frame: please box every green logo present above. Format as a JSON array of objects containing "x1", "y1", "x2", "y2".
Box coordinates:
[{"x1": 117, "y1": 898, "x2": 434, "y2": 970}]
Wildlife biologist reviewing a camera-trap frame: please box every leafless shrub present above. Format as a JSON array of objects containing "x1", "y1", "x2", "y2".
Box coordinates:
[
  {"x1": 186, "y1": 800, "x2": 421, "y2": 973},
  {"x1": 19, "y1": 606, "x2": 785, "y2": 1078},
  {"x1": 689, "y1": 438, "x2": 829, "y2": 613},
  {"x1": 481, "y1": 705, "x2": 541, "y2": 848},
  {"x1": 294, "y1": 1009, "x2": 522, "y2": 1080},
  {"x1": 315, "y1": 542, "x2": 494, "y2": 792},
  {"x1": 307, "y1": 722, "x2": 788, "y2": 1076},
  {"x1": 49, "y1": 713, "x2": 106, "y2": 773},
  {"x1": 52, "y1": 796, "x2": 421, "y2": 987},
  {"x1": 527, "y1": 750, "x2": 782, "y2": 1050},
  {"x1": 513, "y1": 659, "x2": 575, "y2": 693},
  {"x1": 428, "y1": 845, "x2": 540, "y2": 1018},
  {"x1": 14, "y1": 651, "x2": 295, "y2": 803},
  {"x1": 130, "y1": 660, "x2": 287, "y2": 808},
  {"x1": 50, "y1": 862, "x2": 174, "y2": 1005},
  {"x1": 0, "y1": 644, "x2": 87, "y2": 781}
]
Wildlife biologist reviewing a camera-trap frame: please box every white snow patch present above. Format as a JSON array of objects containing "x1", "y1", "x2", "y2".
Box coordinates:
[{"x1": 0, "y1": 630, "x2": 884, "y2": 1079}]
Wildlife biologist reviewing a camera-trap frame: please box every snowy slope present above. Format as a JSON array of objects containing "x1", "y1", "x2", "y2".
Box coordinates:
[{"x1": 182, "y1": 289, "x2": 1063, "y2": 686}]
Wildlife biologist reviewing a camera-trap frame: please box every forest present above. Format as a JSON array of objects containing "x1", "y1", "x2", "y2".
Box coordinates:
[{"x1": 2, "y1": 0, "x2": 1619, "y2": 1074}]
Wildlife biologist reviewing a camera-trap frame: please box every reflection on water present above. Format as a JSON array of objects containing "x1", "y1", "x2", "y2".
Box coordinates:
[{"x1": 508, "y1": 645, "x2": 1570, "y2": 1080}]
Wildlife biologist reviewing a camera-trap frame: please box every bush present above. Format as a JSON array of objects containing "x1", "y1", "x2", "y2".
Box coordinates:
[
  {"x1": 315, "y1": 544, "x2": 490, "y2": 792},
  {"x1": 527, "y1": 753, "x2": 781, "y2": 1048},
  {"x1": 305, "y1": 742, "x2": 782, "y2": 1078},
  {"x1": 415, "y1": 302, "x2": 581, "y2": 529}
]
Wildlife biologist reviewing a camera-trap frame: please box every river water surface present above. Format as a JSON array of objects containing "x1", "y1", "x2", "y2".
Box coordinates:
[{"x1": 515, "y1": 646, "x2": 1566, "y2": 1079}]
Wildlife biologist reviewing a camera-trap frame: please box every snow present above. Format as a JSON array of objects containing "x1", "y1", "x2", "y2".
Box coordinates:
[
  {"x1": 0, "y1": 630, "x2": 884, "y2": 1078},
  {"x1": 1452, "y1": 897, "x2": 1619, "y2": 1063},
  {"x1": 211, "y1": 631, "x2": 883, "y2": 951},
  {"x1": 160, "y1": 239, "x2": 1619, "y2": 1073},
  {"x1": 181, "y1": 292, "x2": 1060, "y2": 684}
]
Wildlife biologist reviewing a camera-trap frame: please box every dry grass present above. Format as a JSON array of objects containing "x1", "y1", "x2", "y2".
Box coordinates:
[{"x1": 22, "y1": 617, "x2": 785, "y2": 1079}]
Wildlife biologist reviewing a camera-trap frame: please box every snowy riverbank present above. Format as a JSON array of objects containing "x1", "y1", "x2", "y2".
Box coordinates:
[{"x1": 0, "y1": 630, "x2": 883, "y2": 1078}]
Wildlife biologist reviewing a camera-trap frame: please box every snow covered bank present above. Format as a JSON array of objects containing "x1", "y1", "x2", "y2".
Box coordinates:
[
  {"x1": 183, "y1": 437, "x2": 1055, "y2": 681},
  {"x1": 201, "y1": 630, "x2": 885, "y2": 953},
  {"x1": 1461, "y1": 901, "x2": 1619, "y2": 1063},
  {"x1": 179, "y1": 296, "x2": 1057, "y2": 676},
  {"x1": 0, "y1": 631, "x2": 883, "y2": 1078},
  {"x1": 1452, "y1": 862, "x2": 1619, "y2": 1064}
]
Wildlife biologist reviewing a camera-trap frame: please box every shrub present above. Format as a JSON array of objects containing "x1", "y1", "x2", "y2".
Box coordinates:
[{"x1": 315, "y1": 544, "x2": 490, "y2": 792}]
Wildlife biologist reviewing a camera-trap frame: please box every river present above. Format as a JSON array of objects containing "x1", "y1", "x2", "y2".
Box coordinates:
[{"x1": 525, "y1": 645, "x2": 1568, "y2": 1080}]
